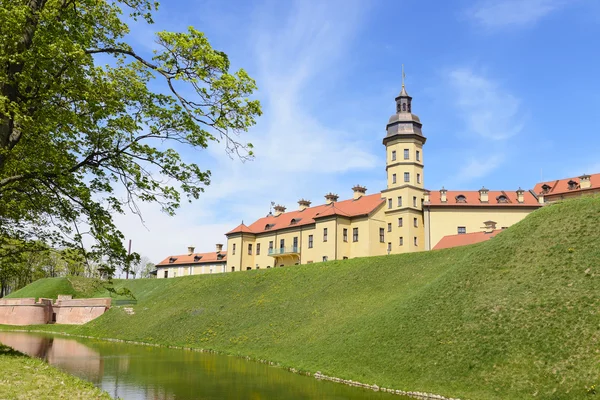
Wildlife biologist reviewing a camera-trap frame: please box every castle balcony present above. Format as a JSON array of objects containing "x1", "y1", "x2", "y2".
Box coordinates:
[{"x1": 268, "y1": 246, "x2": 300, "y2": 257}]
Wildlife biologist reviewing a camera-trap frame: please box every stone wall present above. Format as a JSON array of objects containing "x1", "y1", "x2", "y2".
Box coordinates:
[
  {"x1": 54, "y1": 297, "x2": 111, "y2": 325},
  {"x1": 0, "y1": 298, "x2": 51, "y2": 325},
  {"x1": 0, "y1": 296, "x2": 111, "y2": 326}
]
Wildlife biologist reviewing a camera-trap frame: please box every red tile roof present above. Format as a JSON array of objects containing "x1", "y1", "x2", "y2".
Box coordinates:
[
  {"x1": 226, "y1": 223, "x2": 253, "y2": 235},
  {"x1": 156, "y1": 251, "x2": 227, "y2": 266},
  {"x1": 533, "y1": 173, "x2": 600, "y2": 197},
  {"x1": 226, "y1": 193, "x2": 385, "y2": 236},
  {"x1": 433, "y1": 229, "x2": 503, "y2": 250},
  {"x1": 427, "y1": 190, "x2": 540, "y2": 206}
]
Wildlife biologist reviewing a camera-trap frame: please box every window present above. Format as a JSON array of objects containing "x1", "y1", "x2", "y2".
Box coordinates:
[
  {"x1": 541, "y1": 184, "x2": 551, "y2": 194},
  {"x1": 404, "y1": 149, "x2": 409, "y2": 160},
  {"x1": 404, "y1": 172, "x2": 410, "y2": 182},
  {"x1": 398, "y1": 217, "x2": 403, "y2": 227},
  {"x1": 246, "y1": 266, "x2": 252, "y2": 271},
  {"x1": 387, "y1": 242, "x2": 392, "y2": 252},
  {"x1": 353, "y1": 228, "x2": 359, "y2": 242},
  {"x1": 269, "y1": 241, "x2": 273, "y2": 251},
  {"x1": 379, "y1": 228, "x2": 385, "y2": 242},
  {"x1": 413, "y1": 196, "x2": 417, "y2": 207},
  {"x1": 256, "y1": 243, "x2": 261, "y2": 255},
  {"x1": 397, "y1": 196, "x2": 402, "y2": 207},
  {"x1": 164, "y1": 271, "x2": 168, "y2": 278},
  {"x1": 413, "y1": 217, "x2": 418, "y2": 227},
  {"x1": 231, "y1": 266, "x2": 235, "y2": 272},
  {"x1": 388, "y1": 198, "x2": 392, "y2": 209},
  {"x1": 343, "y1": 228, "x2": 348, "y2": 242},
  {"x1": 497, "y1": 195, "x2": 509, "y2": 203},
  {"x1": 308, "y1": 235, "x2": 314, "y2": 248},
  {"x1": 392, "y1": 173, "x2": 397, "y2": 184},
  {"x1": 248, "y1": 243, "x2": 253, "y2": 255},
  {"x1": 290, "y1": 218, "x2": 298, "y2": 225},
  {"x1": 265, "y1": 223, "x2": 274, "y2": 230},
  {"x1": 416, "y1": 150, "x2": 420, "y2": 161},
  {"x1": 417, "y1": 174, "x2": 421, "y2": 184},
  {"x1": 414, "y1": 237, "x2": 418, "y2": 246},
  {"x1": 387, "y1": 223, "x2": 392, "y2": 232},
  {"x1": 568, "y1": 180, "x2": 578, "y2": 190},
  {"x1": 322, "y1": 256, "x2": 328, "y2": 262},
  {"x1": 456, "y1": 195, "x2": 467, "y2": 203},
  {"x1": 391, "y1": 150, "x2": 396, "y2": 161},
  {"x1": 458, "y1": 226, "x2": 466, "y2": 234},
  {"x1": 280, "y1": 239, "x2": 285, "y2": 250},
  {"x1": 399, "y1": 237, "x2": 404, "y2": 246},
  {"x1": 293, "y1": 237, "x2": 298, "y2": 250},
  {"x1": 323, "y1": 228, "x2": 328, "y2": 242},
  {"x1": 232, "y1": 243, "x2": 236, "y2": 255},
  {"x1": 343, "y1": 256, "x2": 348, "y2": 260}
]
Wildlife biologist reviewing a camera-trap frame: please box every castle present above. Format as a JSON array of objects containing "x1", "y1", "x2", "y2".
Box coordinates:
[{"x1": 156, "y1": 83, "x2": 599, "y2": 277}]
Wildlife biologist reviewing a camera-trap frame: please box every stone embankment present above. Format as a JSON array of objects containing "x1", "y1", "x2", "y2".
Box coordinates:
[{"x1": 0, "y1": 295, "x2": 110, "y2": 326}]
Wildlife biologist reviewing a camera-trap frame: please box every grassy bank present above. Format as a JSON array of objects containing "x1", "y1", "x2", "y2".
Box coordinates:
[
  {"x1": 0, "y1": 343, "x2": 112, "y2": 399},
  {"x1": 5, "y1": 195, "x2": 600, "y2": 400}
]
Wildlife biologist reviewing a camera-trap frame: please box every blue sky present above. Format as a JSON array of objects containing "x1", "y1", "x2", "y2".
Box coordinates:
[{"x1": 113, "y1": 0, "x2": 600, "y2": 263}]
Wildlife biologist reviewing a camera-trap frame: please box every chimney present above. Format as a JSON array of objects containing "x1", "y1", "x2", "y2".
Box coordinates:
[
  {"x1": 538, "y1": 193, "x2": 545, "y2": 204},
  {"x1": 325, "y1": 193, "x2": 339, "y2": 204},
  {"x1": 580, "y1": 174, "x2": 592, "y2": 189},
  {"x1": 298, "y1": 199, "x2": 311, "y2": 211},
  {"x1": 479, "y1": 187, "x2": 489, "y2": 203},
  {"x1": 516, "y1": 187, "x2": 524, "y2": 203},
  {"x1": 440, "y1": 187, "x2": 447, "y2": 203},
  {"x1": 273, "y1": 204, "x2": 286, "y2": 217},
  {"x1": 216, "y1": 243, "x2": 223, "y2": 253},
  {"x1": 423, "y1": 190, "x2": 430, "y2": 203},
  {"x1": 187, "y1": 246, "x2": 195, "y2": 255},
  {"x1": 352, "y1": 185, "x2": 367, "y2": 200},
  {"x1": 482, "y1": 220, "x2": 497, "y2": 233}
]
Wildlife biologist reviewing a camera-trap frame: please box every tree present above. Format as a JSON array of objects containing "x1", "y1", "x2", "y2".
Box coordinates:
[
  {"x1": 130, "y1": 256, "x2": 154, "y2": 279},
  {"x1": 0, "y1": 1, "x2": 261, "y2": 274}
]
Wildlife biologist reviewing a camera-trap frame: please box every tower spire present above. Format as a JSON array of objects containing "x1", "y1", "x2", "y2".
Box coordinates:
[{"x1": 402, "y1": 64, "x2": 405, "y2": 88}]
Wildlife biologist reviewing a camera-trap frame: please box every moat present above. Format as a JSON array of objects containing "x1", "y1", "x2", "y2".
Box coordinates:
[{"x1": 0, "y1": 331, "x2": 404, "y2": 399}]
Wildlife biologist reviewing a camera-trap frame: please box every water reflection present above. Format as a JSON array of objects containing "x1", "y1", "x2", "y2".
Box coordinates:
[{"x1": 0, "y1": 332, "x2": 403, "y2": 400}]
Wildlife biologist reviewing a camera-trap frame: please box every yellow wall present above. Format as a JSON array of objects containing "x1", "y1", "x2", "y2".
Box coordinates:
[
  {"x1": 156, "y1": 262, "x2": 227, "y2": 278},
  {"x1": 428, "y1": 207, "x2": 536, "y2": 248}
]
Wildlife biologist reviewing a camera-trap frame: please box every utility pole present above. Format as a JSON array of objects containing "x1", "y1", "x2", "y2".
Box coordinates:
[{"x1": 126, "y1": 239, "x2": 132, "y2": 279}]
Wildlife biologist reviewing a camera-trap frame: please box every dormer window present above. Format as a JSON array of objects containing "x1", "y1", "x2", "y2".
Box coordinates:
[
  {"x1": 168, "y1": 257, "x2": 177, "y2": 263},
  {"x1": 193, "y1": 255, "x2": 202, "y2": 262},
  {"x1": 497, "y1": 195, "x2": 509, "y2": 203},
  {"x1": 456, "y1": 195, "x2": 467, "y2": 203},
  {"x1": 290, "y1": 218, "x2": 302, "y2": 225},
  {"x1": 265, "y1": 223, "x2": 275, "y2": 230},
  {"x1": 541, "y1": 184, "x2": 551, "y2": 194},
  {"x1": 567, "y1": 180, "x2": 578, "y2": 190},
  {"x1": 217, "y1": 254, "x2": 224, "y2": 260}
]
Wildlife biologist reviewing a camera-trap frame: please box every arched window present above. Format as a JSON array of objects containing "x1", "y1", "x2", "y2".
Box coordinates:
[
  {"x1": 456, "y1": 195, "x2": 467, "y2": 203},
  {"x1": 402, "y1": 103, "x2": 406, "y2": 111},
  {"x1": 497, "y1": 195, "x2": 508, "y2": 203}
]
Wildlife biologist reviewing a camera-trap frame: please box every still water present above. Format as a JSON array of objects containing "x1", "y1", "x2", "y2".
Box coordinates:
[{"x1": 0, "y1": 331, "x2": 404, "y2": 400}]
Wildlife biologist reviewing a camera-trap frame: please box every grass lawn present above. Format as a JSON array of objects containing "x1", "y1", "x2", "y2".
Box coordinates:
[
  {"x1": 4, "y1": 195, "x2": 600, "y2": 400},
  {"x1": 0, "y1": 343, "x2": 112, "y2": 400}
]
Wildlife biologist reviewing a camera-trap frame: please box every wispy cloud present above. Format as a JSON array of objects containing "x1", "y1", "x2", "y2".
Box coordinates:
[
  {"x1": 466, "y1": 0, "x2": 569, "y2": 29},
  {"x1": 449, "y1": 67, "x2": 525, "y2": 141},
  {"x1": 112, "y1": 0, "x2": 377, "y2": 262},
  {"x1": 442, "y1": 67, "x2": 525, "y2": 184},
  {"x1": 450, "y1": 155, "x2": 505, "y2": 185}
]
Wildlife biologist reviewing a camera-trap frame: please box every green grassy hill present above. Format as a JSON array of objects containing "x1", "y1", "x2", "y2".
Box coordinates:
[{"x1": 6, "y1": 196, "x2": 600, "y2": 400}]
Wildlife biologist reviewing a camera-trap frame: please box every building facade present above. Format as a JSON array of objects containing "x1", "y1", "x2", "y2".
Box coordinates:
[
  {"x1": 156, "y1": 245, "x2": 227, "y2": 278},
  {"x1": 157, "y1": 83, "x2": 600, "y2": 276}
]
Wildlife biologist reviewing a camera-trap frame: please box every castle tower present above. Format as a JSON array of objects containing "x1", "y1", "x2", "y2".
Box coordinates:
[{"x1": 382, "y1": 71, "x2": 426, "y2": 253}]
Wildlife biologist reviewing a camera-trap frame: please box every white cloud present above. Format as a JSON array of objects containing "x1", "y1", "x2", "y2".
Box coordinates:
[
  {"x1": 450, "y1": 155, "x2": 505, "y2": 185},
  {"x1": 466, "y1": 0, "x2": 568, "y2": 29},
  {"x1": 110, "y1": 0, "x2": 378, "y2": 263},
  {"x1": 449, "y1": 67, "x2": 525, "y2": 141}
]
